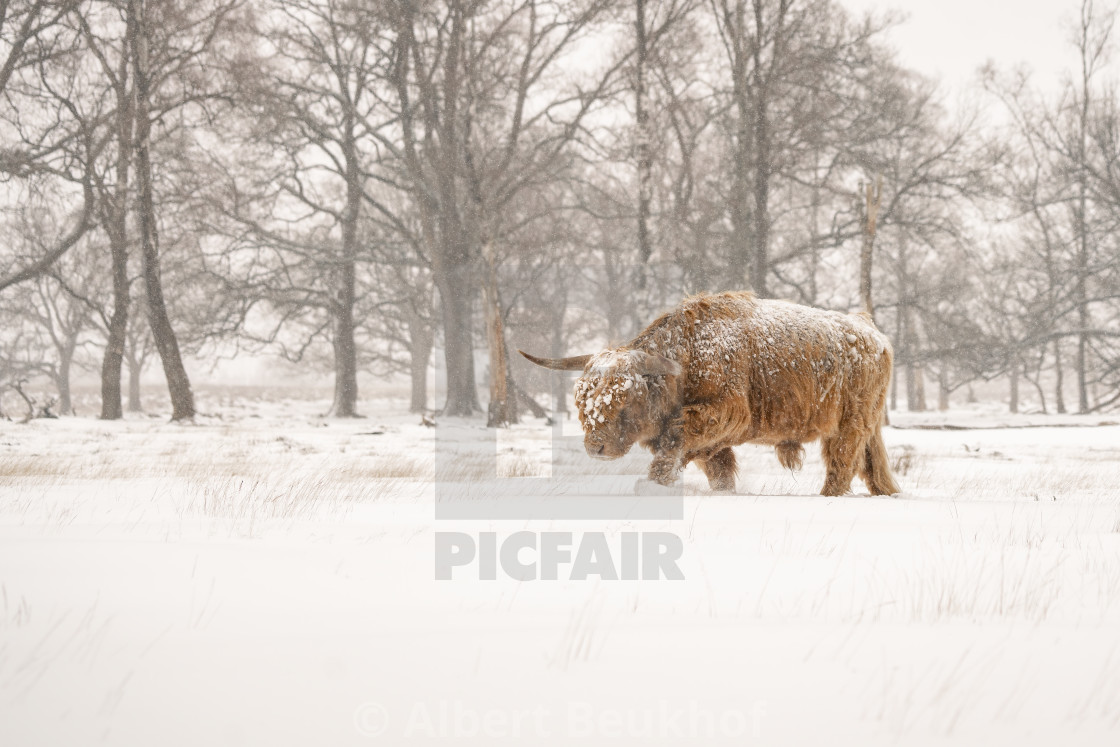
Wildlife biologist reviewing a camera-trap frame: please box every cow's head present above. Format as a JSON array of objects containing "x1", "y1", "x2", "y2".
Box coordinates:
[{"x1": 520, "y1": 348, "x2": 681, "y2": 459}]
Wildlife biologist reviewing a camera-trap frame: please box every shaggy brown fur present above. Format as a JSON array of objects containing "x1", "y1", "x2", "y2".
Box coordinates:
[{"x1": 522, "y1": 291, "x2": 901, "y2": 496}]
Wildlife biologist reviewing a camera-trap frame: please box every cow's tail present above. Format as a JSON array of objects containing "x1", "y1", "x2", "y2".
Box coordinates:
[{"x1": 861, "y1": 424, "x2": 900, "y2": 496}]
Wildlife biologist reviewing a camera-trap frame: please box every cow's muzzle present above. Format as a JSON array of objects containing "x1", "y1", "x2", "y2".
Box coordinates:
[{"x1": 586, "y1": 440, "x2": 626, "y2": 460}]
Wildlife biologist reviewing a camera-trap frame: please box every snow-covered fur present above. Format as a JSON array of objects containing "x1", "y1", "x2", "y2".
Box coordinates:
[{"x1": 554, "y1": 291, "x2": 900, "y2": 496}]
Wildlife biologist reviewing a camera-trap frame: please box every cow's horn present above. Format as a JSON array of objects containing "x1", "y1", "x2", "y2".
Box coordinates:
[
  {"x1": 636, "y1": 351, "x2": 681, "y2": 376},
  {"x1": 519, "y1": 350, "x2": 592, "y2": 371}
]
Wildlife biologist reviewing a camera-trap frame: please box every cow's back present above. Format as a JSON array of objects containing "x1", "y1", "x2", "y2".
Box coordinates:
[{"x1": 643, "y1": 292, "x2": 892, "y2": 446}]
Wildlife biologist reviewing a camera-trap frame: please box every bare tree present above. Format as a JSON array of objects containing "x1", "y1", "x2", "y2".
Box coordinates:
[
  {"x1": 0, "y1": 1, "x2": 95, "y2": 292},
  {"x1": 214, "y1": 0, "x2": 401, "y2": 417},
  {"x1": 985, "y1": 0, "x2": 1120, "y2": 413},
  {"x1": 708, "y1": 0, "x2": 902, "y2": 298},
  {"x1": 0, "y1": 220, "x2": 96, "y2": 414},
  {"x1": 385, "y1": 0, "x2": 622, "y2": 421},
  {"x1": 126, "y1": 0, "x2": 194, "y2": 420}
]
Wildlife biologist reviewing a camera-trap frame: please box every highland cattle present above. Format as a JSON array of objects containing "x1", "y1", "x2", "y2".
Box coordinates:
[{"x1": 521, "y1": 291, "x2": 900, "y2": 496}]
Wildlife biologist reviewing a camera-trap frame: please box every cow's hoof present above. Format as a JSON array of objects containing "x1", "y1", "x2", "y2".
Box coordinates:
[{"x1": 633, "y1": 478, "x2": 681, "y2": 496}]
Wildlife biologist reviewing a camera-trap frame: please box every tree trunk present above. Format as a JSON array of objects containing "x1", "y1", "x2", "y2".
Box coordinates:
[
  {"x1": 57, "y1": 348, "x2": 73, "y2": 415},
  {"x1": 635, "y1": 0, "x2": 652, "y2": 269},
  {"x1": 907, "y1": 363, "x2": 926, "y2": 412},
  {"x1": 729, "y1": 147, "x2": 751, "y2": 290},
  {"x1": 483, "y1": 248, "x2": 516, "y2": 427},
  {"x1": 100, "y1": 48, "x2": 133, "y2": 421},
  {"x1": 100, "y1": 248, "x2": 129, "y2": 420},
  {"x1": 728, "y1": 70, "x2": 751, "y2": 291},
  {"x1": 127, "y1": 352, "x2": 143, "y2": 412},
  {"x1": 808, "y1": 151, "x2": 822, "y2": 304},
  {"x1": 407, "y1": 309, "x2": 433, "y2": 414},
  {"x1": 1074, "y1": 188, "x2": 1089, "y2": 410},
  {"x1": 513, "y1": 380, "x2": 547, "y2": 419},
  {"x1": 129, "y1": 0, "x2": 194, "y2": 421},
  {"x1": 330, "y1": 296, "x2": 358, "y2": 417},
  {"x1": 937, "y1": 365, "x2": 949, "y2": 411},
  {"x1": 747, "y1": 0, "x2": 774, "y2": 299},
  {"x1": 409, "y1": 347, "x2": 431, "y2": 414},
  {"x1": 1077, "y1": 310, "x2": 1089, "y2": 413},
  {"x1": 889, "y1": 366, "x2": 898, "y2": 412},
  {"x1": 328, "y1": 237, "x2": 358, "y2": 417},
  {"x1": 901, "y1": 223, "x2": 924, "y2": 413},
  {"x1": 550, "y1": 298, "x2": 568, "y2": 415},
  {"x1": 603, "y1": 252, "x2": 627, "y2": 341},
  {"x1": 1027, "y1": 354, "x2": 1048, "y2": 414},
  {"x1": 330, "y1": 129, "x2": 362, "y2": 418},
  {"x1": 891, "y1": 303, "x2": 902, "y2": 413},
  {"x1": 892, "y1": 222, "x2": 909, "y2": 413},
  {"x1": 1009, "y1": 362, "x2": 1019, "y2": 414},
  {"x1": 437, "y1": 264, "x2": 479, "y2": 417},
  {"x1": 749, "y1": 114, "x2": 770, "y2": 297},
  {"x1": 1054, "y1": 337, "x2": 1066, "y2": 414},
  {"x1": 859, "y1": 176, "x2": 883, "y2": 318},
  {"x1": 502, "y1": 338, "x2": 520, "y2": 424},
  {"x1": 1076, "y1": 24, "x2": 1092, "y2": 415}
]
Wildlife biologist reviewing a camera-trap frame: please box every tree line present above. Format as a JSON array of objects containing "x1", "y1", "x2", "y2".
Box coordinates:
[{"x1": 1, "y1": 0, "x2": 1119, "y2": 422}]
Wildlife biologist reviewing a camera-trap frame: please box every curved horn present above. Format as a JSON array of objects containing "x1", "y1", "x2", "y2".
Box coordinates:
[{"x1": 519, "y1": 350, "x2": 592, "y2": 371}]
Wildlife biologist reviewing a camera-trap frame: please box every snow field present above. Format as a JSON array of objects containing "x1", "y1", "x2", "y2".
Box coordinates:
[{"x1": 1, "y1": 391, "x2": 1119, "y2": 745}]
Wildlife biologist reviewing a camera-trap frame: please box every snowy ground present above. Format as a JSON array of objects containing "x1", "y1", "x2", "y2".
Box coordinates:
[{"x1": 2, "y1": 387, "x2": 1120, "y2": 745}]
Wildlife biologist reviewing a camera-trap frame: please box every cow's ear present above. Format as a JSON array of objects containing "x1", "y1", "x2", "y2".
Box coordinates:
[{"x1": 636, "y1": 351, "x2": 681, "y2": 377}]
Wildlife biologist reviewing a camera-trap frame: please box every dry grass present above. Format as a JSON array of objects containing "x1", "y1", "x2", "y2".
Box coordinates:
[
  {"x1": 0, "y1": 585, "x2": 32, "y2": 629},
  {"x1": 896, "y1": 548, "x2": 1064, "y2": 623},
  {"x1": 340, "y1": 455, "x2": 429, "y2": 480},
  {"x1": 497, "y1": 453, "x2": 548, "y2": 478},
  {"x1": 0, "y1": 457, "x2": 82, "y2": 480},
  {"x1": 180, "y1": 476, "x2": 348, "y2": 521},
  {"x1": 0, "y1": 449, "x2": 432, "y2": 486},
  {"x1": 891, "y1": 445, "x2": 916, "y2": 476},
  {"x1": 549, "y1": 588, "x2": 607, "y2": 670},
  {"x1": 867, "y1": 643, "x2": 1004, "y2": 739}
]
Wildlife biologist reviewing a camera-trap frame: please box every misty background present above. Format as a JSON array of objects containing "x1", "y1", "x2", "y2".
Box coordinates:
[{"x1": 2, "y1": 0, "x2": 1119, "y2": 424}]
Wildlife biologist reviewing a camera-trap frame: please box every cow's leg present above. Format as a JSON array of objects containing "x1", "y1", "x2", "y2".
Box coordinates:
[
  {"x1": 698, "y1": 447, "x2": 737, "y2": 492},
  {"x1": 858, "y1": 424, "x2": 901, "y2": 495},
  {"x1": 820, "y1": 426, "x2": 868, "y2": 497},
  {"x1": 646, "y1": 418, "x2": 685, "y2": 486},
  {"x1": 647, "y1": 451, "x2": 682, "y2": 485}
]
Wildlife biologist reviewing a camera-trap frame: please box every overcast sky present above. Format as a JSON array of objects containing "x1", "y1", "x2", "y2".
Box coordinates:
[{"x1": 840, "y1": 0, "x2": 1092, "y2": 92}]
